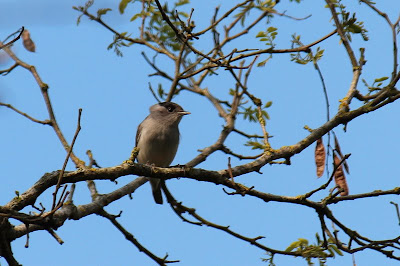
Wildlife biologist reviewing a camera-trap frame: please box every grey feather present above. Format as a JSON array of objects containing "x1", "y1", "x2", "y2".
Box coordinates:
[{"x1": 135, "y1": 102, "x2": 190, "y2": 204}]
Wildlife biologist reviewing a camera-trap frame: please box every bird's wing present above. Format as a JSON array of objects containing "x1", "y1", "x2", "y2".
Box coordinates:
[{"x1": 135, "y1": 121, "x2": 143, "y2": 147}]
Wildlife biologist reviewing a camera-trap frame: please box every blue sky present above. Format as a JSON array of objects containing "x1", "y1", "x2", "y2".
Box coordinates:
[{"x1": 1, "y1": 0, "x2": 399, "y2": 265}]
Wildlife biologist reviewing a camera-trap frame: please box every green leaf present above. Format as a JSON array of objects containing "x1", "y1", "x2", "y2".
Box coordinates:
[
  {"x1": 130, "y1": 13, "x2": 142, "y2": 22},
  {"x1": 76, "y1": 14, "x2": 83, "y2": 25},
  {"x1": 256, "y1": 31, "x2": 266, "y2": 38},
  {"x1": 257, "y1": 59, "x2": 268, "y2": 67},
  {"x1": 329, "y1": 244, "x2": 343, "y2": 256},
  {"x1": 176, "y1": 0, "x2": 190, "y2": 7},
  {"x1": 245, "y1": 141, "x2": 266, "y2": 150},
  {"x1": 374, "y1": 76, "x2": 388, "y2": 83},
  {"x1": 97, "y1": 8, "x2": 112, "y2": 18},
  {"x1": 264, "y1": 101, "x2": 272, "y2": 108},
  {"x1": 298, "y1": 238, "x2": 309, "y2": 245},
  {"x1": 119, "y1": 0, "x2": 132, "y2": 14},
  {"x1": 157, "y1": 84, "x2": 165, "y2": 100},
  {"x1": 285, "y1": 240, "x2": 300, "y2": 252},
  {"x1": 348, "y1": 24, "x2": 361, "y2": 33}
]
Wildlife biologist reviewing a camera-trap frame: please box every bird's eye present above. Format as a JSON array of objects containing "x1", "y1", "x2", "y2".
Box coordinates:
[{"x1": 167, "y1": 107, "x2": 173, "y2": 112}]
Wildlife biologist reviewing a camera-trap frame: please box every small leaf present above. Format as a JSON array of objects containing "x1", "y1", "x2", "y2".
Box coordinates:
[
  {"x1": 315, "y1": 138, "x2": 326, "y2": 177},
  {"x1": 130, "y1": 13, "x2": 142, "y2": 22},
  {"x1": 157, "y1": 84, "x2": 165, "y2": 100},
  {"x1": 256, "y1": 31, "x2": 266, "y2": 38},
  {"x1": 119, "y1": 0, "x2": 132, "y2": 14},
  {"x1": 374, "y1": 76, "x2": 388, "y2": 83},
  {"x1": 285, "y1": 241, "x2": 300, "y2": 252},
  {"x1": 97, "y1": 8, "x2": 112, "y2": 18},
  {"x1": 298, "y1": 238, "x2": 308, "y2": 245},
  {"x1": 176, "y1": 0, "x2": 190, "y2": 6},
  {"x1": 264, "y1": 101, "x2": 272, "y2": 108},
  {"x1": 315, "y1": 233, "x2": 321, "y2": 244},
  {"x1": 257, "y1": 59, "x2": 268, "y2": 67},
  {"x1": 245, "y1": 141, "x2": 266, "y2": 150},
  {"x1": 329, "y1": 244, "x2": 343, "y2": 256}
]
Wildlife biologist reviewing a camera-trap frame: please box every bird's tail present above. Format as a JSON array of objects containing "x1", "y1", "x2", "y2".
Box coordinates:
[{"x1": 149, "y1": 178, "x2": 163, "y2": 204}]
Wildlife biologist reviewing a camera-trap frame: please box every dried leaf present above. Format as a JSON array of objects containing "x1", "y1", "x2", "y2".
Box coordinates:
[
  {"x1": 315, "y1": 138, "x2": 326, "y2": 177},
  {"x1": 334, "y1": 135, "x2": 350, "y2": 174},
  {"x1": 22, "y1": 29, "x2": 35, "y2": 52},
  {"x1": 334, "y1": 153, "x2": 349, "y2": 196}
]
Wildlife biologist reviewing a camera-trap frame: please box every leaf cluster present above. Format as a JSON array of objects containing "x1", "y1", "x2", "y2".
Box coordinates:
[
  {"x1": 73, "y1": 0, "x2": 94, "y2": 25},
  {"x1": 362, "y1": 76, "x2": 389, "y2": 94},
  {"x1": 122, "y1": 0, "x2": 190, "y2": 51},
  {"x1": 107, "y1": 32, "x2": 133, "y2": 57},
  {"x1": 285, "y1": 234, "x2": 343, "y2": 266},
  {"x1": 290, "y1": 34, "x2": 324, "y2": 65},
  {"x1": 240, "y1": 102, "x2": 272, "y2": 123},
  {"x1": 256, "y1": 27, "x2": 278, "y2": 48},
  {"x1": 333, "y1": 1, "x2": 369, "y2": 41},
  {"x1": 235, "y1": 0, "x2": 276, "y2": 26}
]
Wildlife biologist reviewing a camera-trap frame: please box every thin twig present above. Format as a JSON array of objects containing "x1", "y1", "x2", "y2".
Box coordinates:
[
  {"x1": 0, "y1": 103, "x2": 52, "y2": 125},
  {"x1": 162, "y1": 185, "x2": 314, "y2": 257},
  {"x1": 86, "y1": 150, "x2": 101, "y2": 168},
  {"x1": 193, "y1": 0, "x2": 253, "y2": 37},
  {"x1": 148, "y1": 82, "x2": 162, "y2": 103},
  {"x1": 97, "y1": 209, "x2": 179, "y2": 265},
  {"x1": 0, "y1": 27, "x2": 24, "y2": 50},
  {"x1": 232, "y1": 128, "x2": 264, "y2": 139},
  {"x1": 301, "y1": 154, "x2": 351, "y2": 200},
  {"x1": 313, "y1": 61, "x2": 331, "y2": 177},
  {"x1": 24, "y1": 223, "x2": 29, "y2": 248},
  {"x1": 52, "y1": 109, "x2": 82, "y2": 210},
  {"x1": 390, "y1": 201, "x2": 400, "y2": 226},
  {"x1": 0, "y1": 41, "x2": 85, "y2": 168},
  {"x1": 325, "y1": 1, "x2": 358, "y2": 68},
  {"x1": 220, "y1": 145, "x2": 263, "y2": 160},
  {"x1": 46, "y1": 228, "x2": 64, "y2": 245},
  {"x1": 0, "y1": 63, "x2": 18, "y2": 75},
  {"x1": 359, "y1": 0, "x2": 398, "y2": 80}
]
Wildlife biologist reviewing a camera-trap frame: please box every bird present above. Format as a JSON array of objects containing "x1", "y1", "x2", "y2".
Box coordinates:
[{"x1": 135, "y1": 102, "x2": 190, "y2": 204}]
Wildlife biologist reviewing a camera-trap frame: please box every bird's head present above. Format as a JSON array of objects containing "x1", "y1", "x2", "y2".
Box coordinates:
[{"x1": 149, "y1": 102, "x2": 190, "y2": 125}]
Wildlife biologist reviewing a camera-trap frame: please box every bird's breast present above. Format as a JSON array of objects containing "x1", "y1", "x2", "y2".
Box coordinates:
[{"x1": 137, "y1": 125, "x2": 180, "y2": 167}]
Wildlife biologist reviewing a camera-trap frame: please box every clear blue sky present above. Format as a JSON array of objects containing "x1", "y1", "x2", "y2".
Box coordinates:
[{"x1": 1, "y1": 0, "x2": 399, "y2": 265}]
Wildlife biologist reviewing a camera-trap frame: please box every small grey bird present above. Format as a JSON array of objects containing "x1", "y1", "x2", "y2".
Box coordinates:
[{"x1": 135, "y1": 102, "x2": 190, "y2": 204}]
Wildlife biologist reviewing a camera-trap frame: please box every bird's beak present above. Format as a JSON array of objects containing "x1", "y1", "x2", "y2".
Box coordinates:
[{"x1": 178, "y1": 111, "x2": 191, "y2": 116}]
